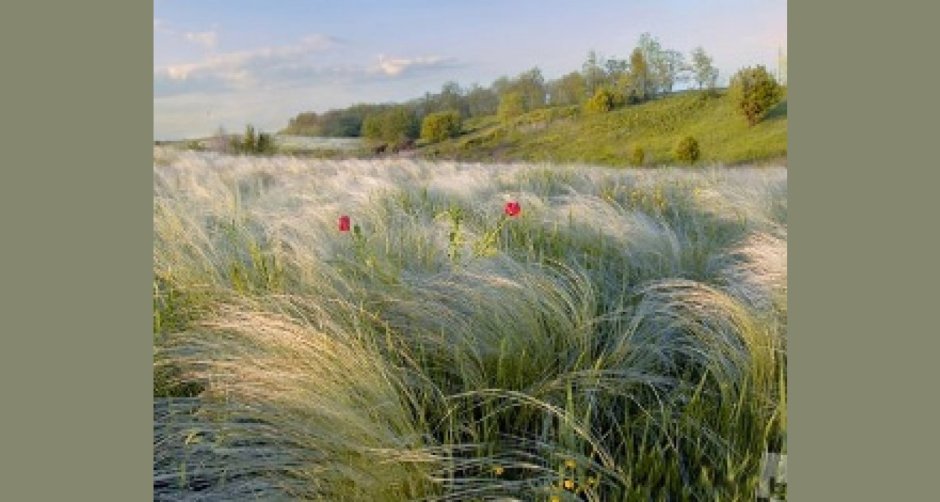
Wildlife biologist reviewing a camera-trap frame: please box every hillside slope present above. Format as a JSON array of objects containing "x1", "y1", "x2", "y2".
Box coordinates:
[{"x1": 420, "y1": 89, "x2": 787, "y2": 166}]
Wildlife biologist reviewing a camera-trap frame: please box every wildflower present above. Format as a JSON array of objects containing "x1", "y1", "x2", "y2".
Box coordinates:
[
  {"x1": 563, "y1": 479, "x2": 575, "y2": 490},
  {"x1": 550, "y1": 496, "x2": 560, "y2": 502},
  {"x1": 504, "y1": 201, "x2": 521, "y2": 217},
  {"x1": 492, "y1": 465, "x2": 504, "y2": 476},
  {"x1": 564, "y1": 459, "x2": 576, "y2": 469},
  {"x1": 338, "y1": 215, "x2": 350, "y2": 232}
]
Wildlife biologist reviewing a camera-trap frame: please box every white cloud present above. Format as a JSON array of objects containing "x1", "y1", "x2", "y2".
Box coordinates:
[
  {"x1": 154, "y1": 35, "x2": 339, "y2": 96},
  {"x1": 376, "y1": 55, "x2": 457, "y2": 77}
]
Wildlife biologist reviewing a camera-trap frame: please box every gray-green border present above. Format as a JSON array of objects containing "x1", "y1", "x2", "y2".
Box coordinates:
[
  {"x1": 0, "y1": 1, "x2": 152, "y2": 499},
  {"x1": 790, "y1": 0, "x2": 939, "y2": 499}
]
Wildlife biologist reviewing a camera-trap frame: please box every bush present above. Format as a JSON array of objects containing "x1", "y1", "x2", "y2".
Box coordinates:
[
  {"x1": 675, "y1": 136, "x2": 700, "y2": 164},
  {"x1": 420, "y1": 111, "x2": 462, "y2": 143},
  {"x1": 730, "y1": 65, "x2": 782, "y2": 126},
  {"x1": 230, "y1": 125, "x2": 276, "y2": 155},
  {"x1": 497, "y1": 91, "x2": 526, "y2": 123},
  {"x1": 585, "y1": 88, "x2": 615, "y2": 114},
  {"x1": 362, "y1": 106, "x2": 420, "y2": 144},
  {"x1": 630, "y1": 145, "x2": 646, "y2": 166}
]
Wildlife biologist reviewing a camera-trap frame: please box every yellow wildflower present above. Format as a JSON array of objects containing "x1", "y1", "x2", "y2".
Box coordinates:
[{"x1": 563, "y1": 479, "x2": 575, "y2": 490}]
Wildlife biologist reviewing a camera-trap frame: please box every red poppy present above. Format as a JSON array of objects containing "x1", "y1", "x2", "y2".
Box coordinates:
[
  {"x1": 338, "y1": 215, "x2": 351, "y2": 232},
  {"x1": 504, "y1": 201, "x2": 521, "y2": 217}
]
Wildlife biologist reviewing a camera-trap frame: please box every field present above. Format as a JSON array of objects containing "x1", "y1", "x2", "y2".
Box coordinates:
[
  {"x1": 423, "y1": 90, "x2": 787, "y2": 167},
  {"x1": 153, "y1": 147, "x2": 787, "y2": 500}
]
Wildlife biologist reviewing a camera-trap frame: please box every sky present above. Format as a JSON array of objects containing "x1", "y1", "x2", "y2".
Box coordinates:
[{"x1": 154, "y1": 0, "x2": 787, "y2": 140}]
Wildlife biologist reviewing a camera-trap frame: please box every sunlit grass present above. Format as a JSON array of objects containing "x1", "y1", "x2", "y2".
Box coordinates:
[{"x1": 154, "y1": 147, "x2": 787, "y2": 500}]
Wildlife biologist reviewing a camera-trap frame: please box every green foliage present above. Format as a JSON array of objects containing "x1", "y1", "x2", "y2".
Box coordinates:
[
  {"x1": 630, "y1": 145, "x2": 646, "y2": 166},
  {"x1": 420, "y1": 110, "x2": 462, "y2": 143},
  {"x1": 229, "y1": 124, "x2": 276, "y2": 155},
  {"x1": 497, "y1": 91, "x2": 526, "y2": 123},
  {"x1": 363, "y1": 106, "x2": 420, "y2": 143},
  {"x1": 424, "y1": 90, "x2": 787, "y2": 166},
  {"x1": 283, "y1": 103, "x2": 389, "y2": 137},
  {"x1": 691, "y1": 46, "x2": 719, "y2": 90},
  {"x1": 584, "y1": 87, "x2": 618, "y2": 114},
  {"x1": 548, "y1": 71, "x2": 587, "y2": 106},
  {"x1": 675, "y1": 135, "x2": 701, "y2": 164},
  {"x1": 730, "y1": 65, "x2": 783, "y2": 126},
  {"x1": 628, "y1": 48, "x2": 650, "y2": 102}
]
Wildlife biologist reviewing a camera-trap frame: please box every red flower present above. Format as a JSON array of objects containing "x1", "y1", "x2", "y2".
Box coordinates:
[
  {"x1": 338, "y1": 215, "x2": 351, "y2": 232},
  {"x1": 504, "y1": 201, "x2": 521, "y2": 217}
]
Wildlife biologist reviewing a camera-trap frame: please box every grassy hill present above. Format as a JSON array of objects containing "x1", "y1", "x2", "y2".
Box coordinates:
[{"x1": 420, "y1": 89, "x2": 787, "y2": 167}]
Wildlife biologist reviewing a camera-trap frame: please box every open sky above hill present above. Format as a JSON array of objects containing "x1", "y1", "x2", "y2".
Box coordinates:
[{"x1": 154, "y1": 0, "x2": 786, "y2": 140}]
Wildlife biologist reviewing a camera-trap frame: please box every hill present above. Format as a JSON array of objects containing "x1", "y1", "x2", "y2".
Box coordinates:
[{"x1": 418, "y1": 89, "x2": 787, "y2": 166}]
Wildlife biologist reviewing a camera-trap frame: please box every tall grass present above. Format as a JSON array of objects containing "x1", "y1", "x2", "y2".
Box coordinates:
[{"x1": 154, "y1": 147, "x2": 787, "y2": 500}]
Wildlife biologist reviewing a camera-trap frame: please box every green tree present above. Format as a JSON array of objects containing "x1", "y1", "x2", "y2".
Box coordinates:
[
  {"x1": 628, "y1": 48, "x2": 650, "y2": 102},
  {"x1": 497, "y1": 91, "x2": 526, "y2": 122},
  {"x1": 242, "y1": 124, "x2": 257, "y2": 153},
  {"x1": 420, "y1": 110, "x2": 462, "y2": 143},
  {"x1": 548, "y1": 71, "x2": 587, "y2": 106},
  {"x1": 466, "y1": 84, "x2": 498, "y2": 117},
  {"x1": 584, "y1": 87, "x2": 618, "y2": 114},
  {"x1": 362, "y1": 106, "x2": 419, "y2": 143},
  {"x1": 730, "y1": 65, "x2": 783, "y2": 126},
  {"x1": 582, "y1": 50, "x2": 607, "y2": 95},
  {"x1": 256, "y1": 132, "x2": 275, "y2": 154},
  {"x1": 690, "y1": 46, "x2": 719, "y2": 90}
]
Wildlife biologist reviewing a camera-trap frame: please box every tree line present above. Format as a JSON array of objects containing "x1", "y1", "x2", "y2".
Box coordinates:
[{"x1": 282, "y1": 32, "x2": 781, "y2": 147}]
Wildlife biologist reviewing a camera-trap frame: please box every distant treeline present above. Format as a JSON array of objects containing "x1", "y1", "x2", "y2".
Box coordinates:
[{"x1": 282, "y1": 33, "x2": 727, "y2": 143}]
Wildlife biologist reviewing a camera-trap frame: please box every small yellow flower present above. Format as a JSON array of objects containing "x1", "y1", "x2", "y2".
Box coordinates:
[
  {"x1": 492, "y1": 465, "x2": 504, "y2": 476},
  {"x1": 564, "y1": 459, "x2": 576, "y2": 469},
  {"x1": 563, "y1": 479, "x2": 575, "y2": 490},
  {"x1": 550, "y1": 496, "x2": 560, "y2": 502}
]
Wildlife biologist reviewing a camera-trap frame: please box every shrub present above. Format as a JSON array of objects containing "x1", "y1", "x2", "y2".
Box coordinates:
[
  {"x1": 420, "y1": 110, "x2": 462, "y2": 143},
  {"x1": 363, "y1": 106, "x2": 420, "y2": 144},
  {"x1": 675, "y1": 136, "x2": 700, "y2": 164},
  {"x1": 630, "y1": 145, "x2": 646, "y2": 166},
  {"x1": 730, "y1": 65, "x2": 782, "y2": 126},
  {"x1": 497, "y1": 91, "x2": 526, "y2": 123},
  {"x1": 585, "y1": 88, "x2": 616, "y2": 114},
  {"x1": 229, "y1": 125, "x2": 276, "y2": 155}
]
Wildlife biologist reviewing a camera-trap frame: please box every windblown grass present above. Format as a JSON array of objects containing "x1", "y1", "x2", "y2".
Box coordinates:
[{"x1": 154, "y1": 147, "x2": 787, "y2": 500}]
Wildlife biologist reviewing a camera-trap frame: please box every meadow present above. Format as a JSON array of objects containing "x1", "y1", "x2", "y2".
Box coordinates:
[{"x1": 153, "y1": 147, "x2": 787, "y2": 500}]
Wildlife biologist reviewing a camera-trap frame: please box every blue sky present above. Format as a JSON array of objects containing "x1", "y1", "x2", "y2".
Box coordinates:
[{"x1": 154, "y1": 0, "x2": 786, "y2": 140}]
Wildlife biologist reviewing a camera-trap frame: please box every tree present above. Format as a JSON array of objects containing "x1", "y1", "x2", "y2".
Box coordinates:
[
  {"x1": 628, "y1": 48, "x2": 650, "y2": 102},
  {"x1": 635, "y1": 33, "x2": 685, "y2": 95},
  {"x1": 582, "y1": 50, "x2": 607, "y2": 95},
  {"x1": 513, "y1": 67, "x2": 547, "y2": 110},
  {"x1": 584, "y1": 87, "x2": 618, "y2": 114},
  {"x1": 730, "y1": 66, "x2": 783, "y2": 125},
  {"x1": 690, "y1": 47, "x2": 719, "y2": 90},
  {"x1": 420, "y1": 110, "x2": 462, "y2": 143},
  {"x1": 497, "y1": 91, "x2": 526, "y2": 122},
  {"x1": 256, "y1": 132, "x2": 275, "y2": 154},
  {"x1": 242, "y1": 124, "x2": 257, "y2": 152},
  {"x1": 362, "y1": 106, "x2": 419, "y2": 143},
  {"x1": 656, "y1": 49, "x2": 687, "y2": 93},
  {"x1": 466, "y1": 84, "x2": 498, "y2": 117},
  {"x1": 548, "y1": 71, "x2": 587, "y2": 106}
]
